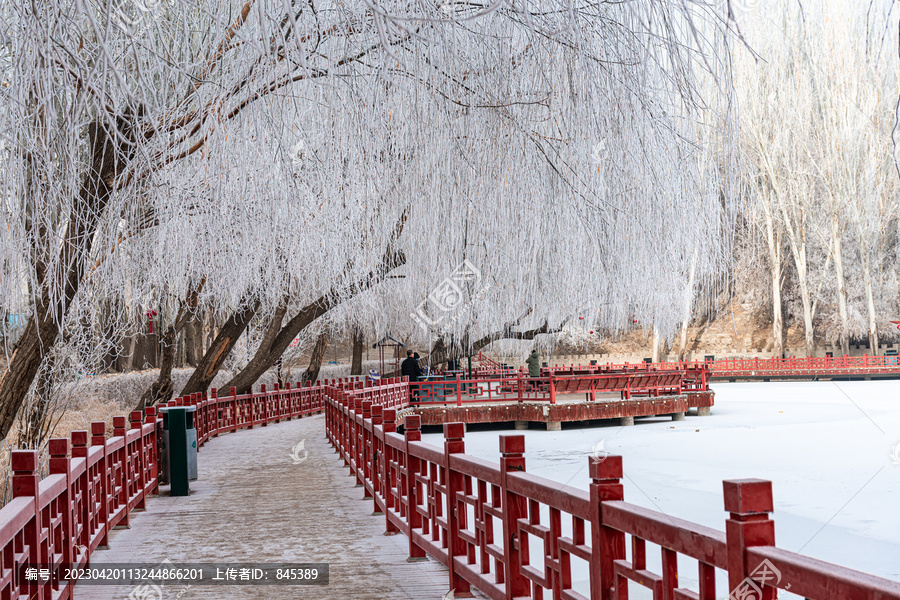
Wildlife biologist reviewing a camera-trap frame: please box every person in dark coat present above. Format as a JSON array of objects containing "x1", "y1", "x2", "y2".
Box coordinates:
[
  {"x1": 525, "y1": 350, "x2": 541, "y2": 390},
  {"x1": 401, "y1": 350, "x2": 422, "y2": 382},
  {"x1": 526, "y1": 350, "x2": 541, "y2": 377}
]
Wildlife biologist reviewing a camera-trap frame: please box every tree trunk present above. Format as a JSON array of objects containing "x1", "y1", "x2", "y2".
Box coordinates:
[
  {"x1": 651, "y1": 326, "x2": 661, "y2": 363},
  {"x1": 677, "y1": 250, "x2": 698, "y2": 361},
  {"x1": 861, "y1": 250, "x2": 879, "y2": 354},
  {"x1": 136, "y1": 324, "x2": 178, "y2": 411},
  {"x1": 762, "y1": 197, "x2": 784, "y2": 358},
  {"x1": 20, "y1": 354, "x2": 54, "y2": 449},
  {"x1": 780, "y1": 205, "x2": 815, "y2": 357},
  {"x1": 0, "y1": 118, "x2": 129, "y2": 439},
  {"x1": 99, "y1": 299, "x2": 120, "y2": 372},
  {"x1": 122, "y1": 329, "x2": 139, "y2": 372},
  {"x1": 205, "y1": 311, "x2": 217, "y2": 352},
  {"x1": 219, "y1": 250, "x2": 406, "y2": 395},
  {"x1": 832, "y1": 218, "x2": 850, "y2": 356},
  {"x1": 179, "y1": 299, "x2": 261, "y2": 396},
  {"x1": 677, "y1": 320, "x2": 690, "y2": 362},
  {"x1": 775, "y1": 183, "x2": 816, "y2": 356},
  {"x1": 184, "y1": 315, "x2": 203, "y2": 368},
  {"x1": 467, "y1": 319, "x2": 560, "y2": 359},
  {"x1": 771, "y1": 265, "x2": 784, "y2": 357},
  {"x1": 220, "y1": 299, "x2": 331, "y2": 394},
  {"x1": 350, "y1": 326, "x2": 364, "y2": 376},
  {"x1": 301, "y1": 331, "x2": 329, "y2": 384},
  {"x1": 797, "y1": 264, "x2": 815, "y2": 357},
  {"x1": 428, "y1": 338, "x2": 448, "y2": 371}
]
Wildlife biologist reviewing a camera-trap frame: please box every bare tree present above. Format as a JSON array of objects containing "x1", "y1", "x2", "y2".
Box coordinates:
[
  {"x1": 737, "y1": 0, "x2": 899, "y2": 356},
  {"x1": 350, "y1": 325, "x2": 364, "y2": 377},
  {"x1": 301, "y1": 330, "x2": 329, "y2": 385}
]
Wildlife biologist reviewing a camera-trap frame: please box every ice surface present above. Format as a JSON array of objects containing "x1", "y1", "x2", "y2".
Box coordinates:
[{"x1": 422, "y1": 380, "x2": 900, "y2": 598}]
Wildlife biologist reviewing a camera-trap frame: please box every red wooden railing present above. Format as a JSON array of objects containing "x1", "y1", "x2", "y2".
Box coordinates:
[
  {"x1": 467, "y1": 354, "x2": 900, "y2": 380},
  {"x1": 475, "y1": 352, "x2": 502, "y2": 370},
  {"x1": 408, "y1": 368, "x2": 708, "y2": 406},
  {"x1": 325, "y1": 380, "x2": 900, "y2": 600},
  {"x1": 0, "y1": 381, "x2": 327, "y2": 600}
]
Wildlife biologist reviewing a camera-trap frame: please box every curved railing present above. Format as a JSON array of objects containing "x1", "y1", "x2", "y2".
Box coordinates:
[
  {"x1": 0, "y1": 380, "x2": 327, "y2": 600},
  {"x1": 469, "y1": 355, "x2": 900, "y2": 379},
  {"x1": 409, "y1": 368, "x2": 708, "y2": 406},
  {"x1": 325, "y1": 380, "x2": 900, "y2": 600}
]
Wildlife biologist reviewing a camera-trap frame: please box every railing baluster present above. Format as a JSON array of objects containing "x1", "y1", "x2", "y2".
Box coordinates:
[
  {"x1": 405, "y1": 415, "x2": 426, "y2": 561},
  {"x1": 499, "y1": 434, "x2": 528, "y2": 599},
  {"x1": 724, "y1": 479, "x2": 776, "y2": 600},
  {"x1": 444, "y1": 422, "x2": 470, "y2": 596}
]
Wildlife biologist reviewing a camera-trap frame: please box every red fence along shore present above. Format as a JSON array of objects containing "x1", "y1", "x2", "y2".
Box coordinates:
[
  {"x1": 0, "y1": 380, "x2": 328, "y2": 600},
  {"x1": 325, "y1": 378, "x2": 900, "y2": 600},
  {"x1": 4, "y1": 373, "x2": 897, "y2": 600}
]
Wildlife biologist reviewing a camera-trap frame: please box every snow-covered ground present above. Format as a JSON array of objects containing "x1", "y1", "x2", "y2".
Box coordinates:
[{"x1": 422, "y1": 380, "x2": 900, "y2": 598}]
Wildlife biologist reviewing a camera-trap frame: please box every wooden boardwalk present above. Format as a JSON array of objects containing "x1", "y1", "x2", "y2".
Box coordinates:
[{"x1": 82, "y1": 414, "x2": 458, "y2": 599}]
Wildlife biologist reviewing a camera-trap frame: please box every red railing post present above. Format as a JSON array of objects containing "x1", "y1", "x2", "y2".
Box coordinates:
[
  {"x1": 456, "y1": 373, "x2": 462, "y2": 407},
  {"x1": 49, "y1": 438, "x2": 75, "y2": 569},
  {"x1": 589, "y1": 455, "x2": 625, "y2": 600},
  {"x1": 230, "y1": 386, "x2": 238, "y2": 432},
  {"x1": 517, "y1": 372, "x2": 524, "y2": 403},
  {"x1": 353, "y1": 397, "x2": 366, "y2": 488},
  {"x1": 130, "y1": 410, "x2": 146, "y2": 509},
  {"x1": 405, "y1": 415, "x2": 426, "y2": 561},
  {"x1": 371, "y1": 404, "x2": 384, "y2": 516},
  {"x1": 91, "y1": 421, "x2": 110, "y2": 547},
  {"x1": 113, "y1": 416, "x2": 129, "y2": 527},
  {"x1": 341, "y1": 394, "x2": 352, "y2": 466},
  {"x1": 362, "y1": 400, "x2": 373, "y2": 500},
  {"x1": 282, "y1": 382, "x2": 291, "y2": 420},
  {"x1": 444, "y1": 422, "x2": 470, "y2": 595},
  {"x1": 144, "y1": 407, "x2": 159, "y2": 495},
  {"x1": 273, "y1": 382, "x2": 281, "y2": 422},
  {"x1": 346, "y1": 393, "x2": 355, "y2": 466},
  {"x1": 724, "y1": 479, "x2": 776, "y2": 600},
  {"x1": 383, "y1": 408, "x2": 400, "y2": 535},
  {"x1": 11, "y1": 450, "x2": 41, "y2": 599},
  {"x1": 260, "y1": 384, "x2": 268, "y2": 426},
  {"x1": 499, "y1": 434, "x2": 529, "y2": 600},
  {"x1": 548, "y1": 373, "x2": 556, "y2": 404},
  {"x1": 71, "y1": 430, "x2": 93, "y2": 548},
  {"x1": 192, "y1": 393, "x2": 203, "y2": 439},
  {"x1": 247, "y1": 386, "x2": 256, "y2": 428},
  {"x1": 210, "y1": 388, "x2": 219, "y2": 436}
]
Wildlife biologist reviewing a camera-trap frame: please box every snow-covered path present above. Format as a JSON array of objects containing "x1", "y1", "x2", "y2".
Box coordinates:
[{"x1": 424, "y1": 380, "x2": 900, "y2": 598}]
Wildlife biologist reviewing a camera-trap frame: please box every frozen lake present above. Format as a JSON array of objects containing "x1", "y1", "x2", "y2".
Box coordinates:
[{"x1": 421, "y1": 380, "x2": 900, "y2": 598}]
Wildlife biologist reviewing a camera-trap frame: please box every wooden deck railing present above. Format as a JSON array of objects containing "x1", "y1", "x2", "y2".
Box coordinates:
[
  {"x1": 325, "y1": 380, "x2": 900, "y2": 600},
  {"x1": 0, "y1": 380, "x2": 327, "y2": 600},
  {"x1": 406, "y1": 368, "x2": 708, "y2": 406},
  {"x1": 469, "y1": 355, "x2": 900, "y2": 379}
]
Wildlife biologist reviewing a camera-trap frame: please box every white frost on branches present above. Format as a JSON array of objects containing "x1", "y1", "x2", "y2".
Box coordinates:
[{"x1": 0, "y1": 0, "x2": 739, "y2": 395}]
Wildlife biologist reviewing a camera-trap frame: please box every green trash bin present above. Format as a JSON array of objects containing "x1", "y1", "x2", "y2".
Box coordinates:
[{"x1": 158, "y1": 406, "x2": 197, "y2": 496}]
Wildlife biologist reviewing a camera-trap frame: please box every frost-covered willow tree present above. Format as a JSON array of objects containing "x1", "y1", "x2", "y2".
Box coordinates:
[
  {"x1": 736, "y1": 0, "x2": 899, "y2": 357},
  {"x1": 320, "y1": 5, "x2": 739, "y2": 361},
  {"x1": 0, "y1": 0, "x2": 739, "y2": 437}
]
